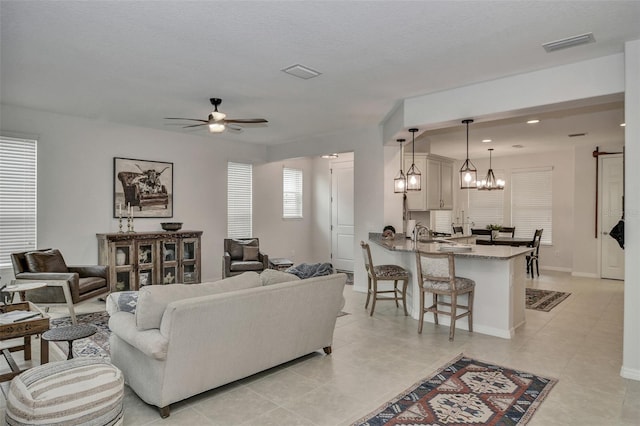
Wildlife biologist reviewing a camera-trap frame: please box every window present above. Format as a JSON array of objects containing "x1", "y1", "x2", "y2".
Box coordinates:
[
  {"x1": 467, "y1": 180, "x2": 504, "y2": 229},
  {"x1": 227, "y1": 162, "x2": 252, "y2": 238},
  {"x1": 433, "y1": 210, "x2": 453, "y2": 234},
  {"x1": 511, "y1": 167, "x2": 552, "y2": 244},
  {"x1": 0, "y1": 136, "x2": 37, "y2": 269},
  {"x1": 283, "y1": 167, "x2": 303, "y2": 219}
]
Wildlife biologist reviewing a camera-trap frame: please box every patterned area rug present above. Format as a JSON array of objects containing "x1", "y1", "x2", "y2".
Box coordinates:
[
  {"x1": 353, "y1": 354, "x2": 557, "y2": 426},
  {"x1": 50, "y1": 311, "x2": 110, "y2": 360},
  {"x1": 526, "y1": 288, "x2": 571, "y2": 312}
]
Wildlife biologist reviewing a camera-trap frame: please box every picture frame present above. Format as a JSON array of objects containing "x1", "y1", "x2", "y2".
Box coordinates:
[{"x1": 113, "y1": 157, "x2": 173, "y2": 218}]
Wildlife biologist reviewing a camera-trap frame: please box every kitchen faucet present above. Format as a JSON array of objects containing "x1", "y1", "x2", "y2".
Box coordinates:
[{"x1": 413, "y1": 223, "x2": 431, "y2": 242}]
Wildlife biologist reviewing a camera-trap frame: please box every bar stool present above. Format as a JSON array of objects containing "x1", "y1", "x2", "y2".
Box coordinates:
[
  {"x1": 415, "y1": 251, "x2": 475, "y2": 340},
  {"x1": 360, "y1": 241, "x2": 409, "y2": 316}
]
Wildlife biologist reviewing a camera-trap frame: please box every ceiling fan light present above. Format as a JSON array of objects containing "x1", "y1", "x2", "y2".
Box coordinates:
[
  {"x1": 210, "y1": 111, "x2": 226, "y2": 121},
  {"x1": 208, "y1": 123, "x2": 225, "y2": 133}
]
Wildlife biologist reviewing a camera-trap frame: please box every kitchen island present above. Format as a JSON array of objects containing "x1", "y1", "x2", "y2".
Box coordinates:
[{"x1": 368, "y1": 233, "x2": 533, "y2": 339}]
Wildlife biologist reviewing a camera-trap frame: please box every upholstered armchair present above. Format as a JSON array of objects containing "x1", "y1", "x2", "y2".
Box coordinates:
[
  {"x1": 222, "y1": 238, "x2": 269, "y2": 278},
  {"x1": 11, "y1": 248, "x2": 109, "y2": 324}
]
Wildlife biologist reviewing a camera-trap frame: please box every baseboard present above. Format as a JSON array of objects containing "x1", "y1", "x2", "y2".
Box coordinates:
[
  {"x1": 620, "y1": 366, "x2": 640, "y2": 381},
  {"x1": 540, "y1": 266, "x2": 572, "y2": 273},
  {"x1": 571, "y1": 271, "x2": 600, "y2": 278}
]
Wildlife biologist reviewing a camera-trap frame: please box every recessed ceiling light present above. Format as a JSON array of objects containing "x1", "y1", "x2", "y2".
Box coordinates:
[
  {"x1": 512, "y1": 144, "x2": 524, "y2": 148},
  {"x1": 527, "y1": 119, "x2": 540, "y2": 124},
  {"x1": 620, "y1": 123, "x2": 626, "y2": 127},
  {"x1": 482, "y1": 139, "x2": 492, "y2": 143},
  {"x1": 321, "y1": 153, "x2": 339, "y2": 159},
  {"x1": 282, "y1": 64, "x2": 322, "y2": 80}
]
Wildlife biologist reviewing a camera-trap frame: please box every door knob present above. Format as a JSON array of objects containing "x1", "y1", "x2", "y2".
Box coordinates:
[{"x1": 602, "y1": 232, "x2": 609, "y2": 235}]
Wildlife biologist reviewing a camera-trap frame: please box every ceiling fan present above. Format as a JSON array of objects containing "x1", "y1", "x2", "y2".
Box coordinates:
[{"x1": 165, "y1": 98, "x2": 268, "y2": 133}]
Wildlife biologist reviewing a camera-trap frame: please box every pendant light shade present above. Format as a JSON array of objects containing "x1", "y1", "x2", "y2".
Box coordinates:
[
  {"x1": 394, "y1": 139, "x2": 407, "y2": 193},
  {"x1": 477, "y1": 148, "x2": 505, "y2": 190},
  {"x1": 406, "y1": 128, "x2": 421, "y2": 191},
  {"x1": 459, "y1": 119, "x2": 477, "y2": 189}
]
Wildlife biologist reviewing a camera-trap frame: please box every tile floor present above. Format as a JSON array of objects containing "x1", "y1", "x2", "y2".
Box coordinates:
[{"x1": 1, "y1": 271, "x2": 639, "y2": 425}]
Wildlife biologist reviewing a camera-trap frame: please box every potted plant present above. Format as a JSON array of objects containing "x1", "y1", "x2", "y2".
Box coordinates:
[{"x1": 486, "y1": 224, "x2": 502, "y2": 240}]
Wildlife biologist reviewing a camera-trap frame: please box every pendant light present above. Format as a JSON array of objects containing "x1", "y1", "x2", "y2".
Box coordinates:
[
  {"x1": 477, "y1": 148, "x2": 505, "y2": 190},
  {"x1": 394, "y1": 139, "x2": 407, "y2": 193},
  {"x1": 459, "y1": 119, "x2": 478, "y2": 189},
  {"x1": 406, "y1": 128, "x2": 421, "y2": 191}
]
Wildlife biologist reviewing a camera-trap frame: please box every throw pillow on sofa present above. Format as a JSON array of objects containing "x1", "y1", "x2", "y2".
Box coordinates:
[
  {"x1": 135, "y1": 272, "x2": 262, "y2": 331},
  {"x1": 260, "y1": 269, "x2": 300, "y2": 286}
]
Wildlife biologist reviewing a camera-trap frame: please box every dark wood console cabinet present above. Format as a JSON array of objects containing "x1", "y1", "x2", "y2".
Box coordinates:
[{"x1": 97, "y1": 231, "x2": 203, "y2": 292}]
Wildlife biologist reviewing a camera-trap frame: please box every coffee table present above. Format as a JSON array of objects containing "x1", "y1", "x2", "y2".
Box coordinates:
[
  {"x1": 269, "y1": 258, "x2": 294, "y2": 271},
  {"x1": 42, "y1": 324, "x2": 97, "y2": 360},
  {"x1": 0, "y1": 301, "x2": 50, "y2": 382}
]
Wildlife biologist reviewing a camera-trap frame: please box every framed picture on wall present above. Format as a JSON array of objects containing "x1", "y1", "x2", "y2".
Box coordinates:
[{"x1": 113, "y1": 157, "x2": 173, "y2": 218}]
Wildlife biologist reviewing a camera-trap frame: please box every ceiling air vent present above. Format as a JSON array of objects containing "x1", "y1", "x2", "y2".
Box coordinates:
[
  {"x1": 542, "y1": 32, "x2": 595, "y2": 52},
  {"x1": 282, "y1": 64, "x2": 322, "y2": 80}
]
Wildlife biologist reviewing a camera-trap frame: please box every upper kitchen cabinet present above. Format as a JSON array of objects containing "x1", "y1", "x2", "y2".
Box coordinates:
[{"x1": 405, "y1": 154, "x2": 453, "y2": 211}]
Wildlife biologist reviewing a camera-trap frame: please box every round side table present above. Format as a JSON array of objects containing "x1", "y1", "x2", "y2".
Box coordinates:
[{"x1": 42, "y1": 324, "x2": 97, "y2": 360}]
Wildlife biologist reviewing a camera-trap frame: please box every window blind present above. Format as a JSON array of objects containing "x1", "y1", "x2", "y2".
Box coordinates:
[
  {"x1": 227, "y1": 162, "x2": 252, "y2": 238},
  {"x1": 433, "y1": 210, "x2": 453, "y2": 234},
  {"x1": 283, "y1": 167, "x2": 303, "y2": 219},
  {"x1": 0, "y1": 136, "x2": 37, "y2": 269},
  {"x1": 467, "y1": 176, "x2": 504, "y2": 229},
  {"x1": 511, "y1": 167, "x2": 552, "y2": 244}
]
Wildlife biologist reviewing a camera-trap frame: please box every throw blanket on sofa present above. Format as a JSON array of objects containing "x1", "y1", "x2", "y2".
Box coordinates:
[{"x1": 285, "y1": 263, "x2": 334, "y2": 279}]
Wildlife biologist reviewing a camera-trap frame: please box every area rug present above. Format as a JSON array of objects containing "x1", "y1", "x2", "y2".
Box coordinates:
[
  {"x1": 50, "y1": 311, "x2": 111, "y2": 360},
  {"x1": 352, "y1": 353, "x2": 557, "y2": 426},
  {"x1": 525, "y1": 288, "x2": 571, "y2": 312}
]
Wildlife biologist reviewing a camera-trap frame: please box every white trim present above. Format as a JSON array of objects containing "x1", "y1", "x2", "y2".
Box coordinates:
[
  {"x1": 571, "y1": 271, "x2": 600, "y2": 278},
  {"x1": 620, "y1": 366, "x2": 640, "y2": 381}
]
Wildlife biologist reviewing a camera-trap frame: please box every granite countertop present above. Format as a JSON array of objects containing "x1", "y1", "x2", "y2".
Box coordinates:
[{"x1": 369, "y1": 233, "x2": 533, "y2": 260}]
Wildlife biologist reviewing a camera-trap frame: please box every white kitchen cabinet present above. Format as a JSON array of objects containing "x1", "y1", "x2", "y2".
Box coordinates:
[{"x1": 405, "y1": 154, "x2": 453, "y2": 211}]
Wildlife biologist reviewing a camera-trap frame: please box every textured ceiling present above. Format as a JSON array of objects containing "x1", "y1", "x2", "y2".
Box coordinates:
[{"x1": 1, "y1": 1, "x2": 639, "y2": 152}]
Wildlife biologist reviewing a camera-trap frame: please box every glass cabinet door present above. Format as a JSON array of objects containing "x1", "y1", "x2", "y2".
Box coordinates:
[
  {"x1": 162, "y1": 240, "x2": 178, "y2": 284},
  {"x1": 136, "y1": 240, "x2": 157, "y2": 286},
  {"x1": 113, "y1": 242, "x2": 135, "y2": 291},
  {"x1": 180, "y1": 237, "x2": 200, "y2": 283}
]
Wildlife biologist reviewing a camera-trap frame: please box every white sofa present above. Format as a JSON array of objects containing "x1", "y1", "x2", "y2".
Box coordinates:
[{"x1": 106, "y1": 271, "x2": 346, "y2": 417}]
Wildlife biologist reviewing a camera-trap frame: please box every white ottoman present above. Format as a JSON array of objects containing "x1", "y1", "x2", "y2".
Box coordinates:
[{"x1": 6, "y1": 358, "x2": 124, "y2": 426}]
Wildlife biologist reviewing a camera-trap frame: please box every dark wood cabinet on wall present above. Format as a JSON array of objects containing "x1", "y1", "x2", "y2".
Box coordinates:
[{"x1": 97, "y1": 231, "x2": 203, "y2": 292}]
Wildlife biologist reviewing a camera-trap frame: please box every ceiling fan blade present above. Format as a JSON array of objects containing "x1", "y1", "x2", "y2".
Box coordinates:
[
  {"x1": 165, "y1": 117, "x2": 209, "y2": 123},
  {"x1": 227, "y1": 125, "x2": 243, "y2": 133},
  {"x1": 224, "y1": 118, "x2": 268, "y2": 124},
  {"x1": 182, "y1": 123, "x2": 208, "y2": 128}
]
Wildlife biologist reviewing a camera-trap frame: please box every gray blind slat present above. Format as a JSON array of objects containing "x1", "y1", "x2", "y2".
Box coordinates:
[
  {"x1": 283, "y1": 167, "x2": 303, "y2": 219},
  {"x1": 227, "y1": 162, "x2": 252, "y2": 238},
  {"x1": 0, "y1": 137, "x2": 37, "y2": 268}
]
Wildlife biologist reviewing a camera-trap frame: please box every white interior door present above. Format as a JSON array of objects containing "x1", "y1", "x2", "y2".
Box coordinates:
[
  {"x1": 331, "y1": 160, "x2": 354, "y2": 272},
  {"x1": 600, "y1": 154, "x2": 624, "y2": 280}
]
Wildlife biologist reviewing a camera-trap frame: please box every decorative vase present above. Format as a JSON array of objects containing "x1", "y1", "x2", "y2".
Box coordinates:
[
  {"x1": 116, "y1": 249, "x2": 126, "y2": 266},
  {"x1": 492, "y1": 230, "x2": 499, "y2": 240}
]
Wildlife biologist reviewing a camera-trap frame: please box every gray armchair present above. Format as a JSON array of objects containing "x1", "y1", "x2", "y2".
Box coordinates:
[
  {"x1": 223, "y1": 238, "x2": 269, "y2": 278},
  {"x1": 11, "y1": 248, "x2": 109, "y2": 324}
]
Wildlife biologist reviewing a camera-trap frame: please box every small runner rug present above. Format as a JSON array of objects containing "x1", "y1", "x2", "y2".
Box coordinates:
[
  {"x1": 50, "y1": 311, "x2": 111, "y2": 360},
  {"x1": 352, "y1": 353, "x2": 556, "y2": 426},
  {"x1": 525, "y1": 288, "x2": 571, "y2": 312}
]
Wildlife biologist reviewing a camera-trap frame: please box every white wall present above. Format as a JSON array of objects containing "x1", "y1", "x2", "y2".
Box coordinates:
[
  {"x1": 622, "y1": 39, "x2": 640, "y2": 380},
  {"x1": 0, "y1": 104, "x2": 266, "y2": 283},
  {"x1": 253, "y1": 157, "x2": 317, "y2": 264}
]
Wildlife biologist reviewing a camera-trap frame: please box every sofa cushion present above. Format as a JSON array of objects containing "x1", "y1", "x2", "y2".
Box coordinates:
[
  {"x1": 242, "y1": 246, "x2": 259, "y2": 261},
  {"x1": 228, "y1": 238, "x2": 258, "y2": 260},
  {"x1": 78, "y1": 276, "x2": 107, "y2": 295},
  {"x1": 230, "y1": 260, "x2": 264, "y2": 272},
  {"x1": 136, "y1": 272, "x2": 262, "y2": 331},
  {"x1": 25, "y1": 249, "x2": 68, "y2": 273},
  {"x1": 260, "y1": 268, "x2": 301, "y2": 286}
]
